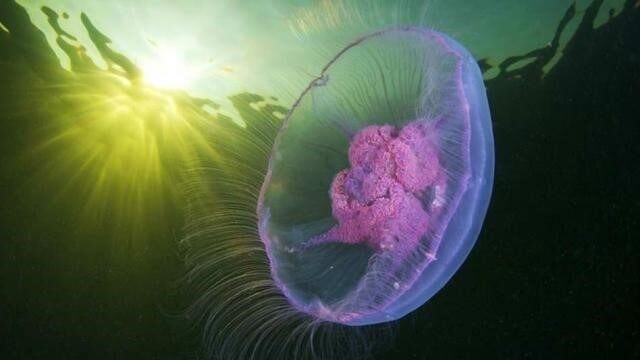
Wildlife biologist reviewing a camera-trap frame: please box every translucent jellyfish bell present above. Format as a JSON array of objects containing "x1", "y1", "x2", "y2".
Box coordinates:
[{"x1": 258, "y1": 27, "x2": 494, "y2": 326}]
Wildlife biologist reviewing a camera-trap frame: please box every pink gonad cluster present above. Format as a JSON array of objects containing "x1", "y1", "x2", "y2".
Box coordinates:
[{"x1": 307, "y1": 120, "x2": 444, "y2": 256}]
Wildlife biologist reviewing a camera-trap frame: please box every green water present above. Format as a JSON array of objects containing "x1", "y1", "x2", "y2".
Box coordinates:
[{"x1": 1, "y1": 0, "x2": 638, "y2": 359}]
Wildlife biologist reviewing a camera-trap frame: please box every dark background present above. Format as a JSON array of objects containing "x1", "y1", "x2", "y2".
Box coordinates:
[{"x1": 1, "y1": 0, "x2": 638, "y2": 358}]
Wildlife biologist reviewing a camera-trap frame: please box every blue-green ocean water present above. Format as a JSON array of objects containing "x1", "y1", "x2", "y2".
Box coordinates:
[{"x1": 16, "y1": 0, "x2": 627, "y2": 108}]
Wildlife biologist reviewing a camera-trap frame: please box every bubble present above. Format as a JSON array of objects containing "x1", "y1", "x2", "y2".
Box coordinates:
[{"x1": 258, "y1": 27, "x2": 494, "y2": 326}]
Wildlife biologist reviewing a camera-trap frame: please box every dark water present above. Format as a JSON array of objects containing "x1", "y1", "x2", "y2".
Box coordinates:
[{"x1": 1, "y1": 0, "x2": 638, "y2": 358}]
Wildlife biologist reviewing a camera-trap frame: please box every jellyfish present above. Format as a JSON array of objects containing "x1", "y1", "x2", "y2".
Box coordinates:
[
  {"x1": 184, "y1": 26, "x2": 493, "y2": 360},
  {"x1": 257, "y1": 27, "x2": 494, "y2": 326}
]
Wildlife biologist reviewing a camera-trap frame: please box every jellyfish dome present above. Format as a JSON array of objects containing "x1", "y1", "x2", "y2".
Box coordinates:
[{"x1": 258, "y1": 27, "x2": 494, "y2": 326}]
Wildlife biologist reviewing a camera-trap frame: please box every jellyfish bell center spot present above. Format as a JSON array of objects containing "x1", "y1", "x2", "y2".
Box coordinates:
[{"x1": 308, "y1": 120, "x2": 443, "y2": 256}]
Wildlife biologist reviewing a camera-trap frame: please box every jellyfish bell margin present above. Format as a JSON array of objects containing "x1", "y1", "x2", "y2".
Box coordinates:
[{"x1": 257, "y1": 27, "x2": 495, "y2": 327}]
